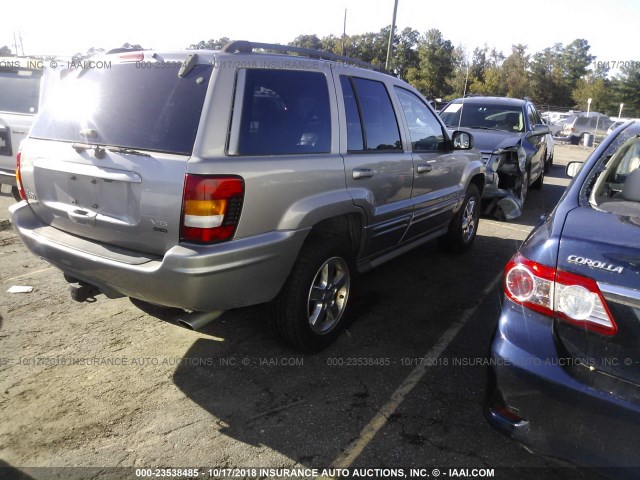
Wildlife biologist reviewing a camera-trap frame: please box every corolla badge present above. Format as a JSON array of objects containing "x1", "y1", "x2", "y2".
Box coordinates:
[{"x1": 567, "y1": 255, "x2": 624, "y2": 274}]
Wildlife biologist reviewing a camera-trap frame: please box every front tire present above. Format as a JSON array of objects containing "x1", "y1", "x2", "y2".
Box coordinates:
[
  {"x1": 438, "y1": 185, "x2": 480, "y2": 253},
  {"x1": 274, "y1": 235, "x2": 354, "y2": 352}
]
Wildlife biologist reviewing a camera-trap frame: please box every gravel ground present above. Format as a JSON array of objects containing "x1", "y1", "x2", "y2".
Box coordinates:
[{"x1": 0, "y1": 144, "x2": 605, "y2": 480}]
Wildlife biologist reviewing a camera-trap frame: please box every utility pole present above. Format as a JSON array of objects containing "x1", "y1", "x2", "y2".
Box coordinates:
[
  {"x1": 341, "y1": 9, "x2": 347, "y2": 57},
  {"x1": 385, "y1": 0, "x2": 398, "y2": 71}
]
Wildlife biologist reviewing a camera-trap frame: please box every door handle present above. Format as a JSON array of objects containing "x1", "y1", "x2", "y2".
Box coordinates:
[
  {"x1": 416, "y1": 164, "x2": 433, "y2": 174},
  {"x1": 352, "y1": 168, "x2": 374, "y2": 179}
]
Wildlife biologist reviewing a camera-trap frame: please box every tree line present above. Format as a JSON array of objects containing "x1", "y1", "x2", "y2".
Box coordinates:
[
  {"x1": 192, "y1": 29, "x2": 639, "y2": 118},
  {"x1": 3, "y1": 27, "x2": 637, "y2": 117}
]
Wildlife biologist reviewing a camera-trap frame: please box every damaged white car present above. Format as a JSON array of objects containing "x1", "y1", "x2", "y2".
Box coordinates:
[{"x1": 440, "y1": 96, "x2": 549, "y2": 219}]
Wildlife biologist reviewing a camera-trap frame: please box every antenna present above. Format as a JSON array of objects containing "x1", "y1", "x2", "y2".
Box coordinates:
[
  {"x1": 341, "y1": 9, "x2": 347, "y2": 56},
  {"x1": 458, "y1": 62, "x2": 470, "y2": 130}
]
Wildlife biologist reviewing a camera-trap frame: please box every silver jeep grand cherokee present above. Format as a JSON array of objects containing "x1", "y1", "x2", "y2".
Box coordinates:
[{"x1": 10, "y1": 41, "x2": 485, "y2": 352}]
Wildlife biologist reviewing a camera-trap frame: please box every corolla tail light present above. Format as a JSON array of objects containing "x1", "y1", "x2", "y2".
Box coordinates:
[{"x1": 504, "y1": 253, "x2": 617, "y2": 336}]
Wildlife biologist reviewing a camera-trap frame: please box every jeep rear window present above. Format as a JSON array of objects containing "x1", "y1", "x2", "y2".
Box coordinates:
[
  {"x1": 0, "y1": 69, "x2": 42, "y2": 114},
  {"x1": 237, "y1": 69, "x2": 331, "y2": 155},
  {"x1": 30, "y1": 62, "x2": 212, "y2": 155}
]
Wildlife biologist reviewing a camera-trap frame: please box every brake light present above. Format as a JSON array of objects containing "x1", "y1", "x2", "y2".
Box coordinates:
[
  {"x1": 15, "y1": 151, "x2": 27, "y2": 201},
  {"x1": 504, "y1": 253, "x2": 617, "y2": 336},
  {"x1": 180, "y1": 175, "x2": 244, "y2": 243}
]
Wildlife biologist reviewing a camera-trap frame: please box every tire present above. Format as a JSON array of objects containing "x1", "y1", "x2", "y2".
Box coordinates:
[
  {"x1": 11, "y1": 186, "x2": 21, "y2": 202},
  {"x1": 274, "y1": 234, "x2": 354, "y2": 352},
  {"x1": 544, "y1": 154, "x2": 553, "y2": 173},
  {"x1": 531, "y1": 165, "x2": 544, "y2": 190},
  {"x1": 438, "y1": 185, "x2": 480, "y2": 253}
]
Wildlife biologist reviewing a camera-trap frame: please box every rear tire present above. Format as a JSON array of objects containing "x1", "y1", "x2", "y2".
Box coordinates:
[
  {"x1": 11, "y1": 186, "x2": 21, "y2": 202},
  {"x1": 438, "y1": 185, "x2": 480, "y2": 253},
  {"x1": 274, "y1": 234, "x2": 354, "y2": 352}
]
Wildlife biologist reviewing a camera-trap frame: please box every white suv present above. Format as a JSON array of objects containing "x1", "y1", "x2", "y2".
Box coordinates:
[{"x1": 0, "y1": 57, "x2": 43, "y2": 200}]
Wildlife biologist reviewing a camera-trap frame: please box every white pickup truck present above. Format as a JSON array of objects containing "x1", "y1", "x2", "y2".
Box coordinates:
[{"x1": 0, "y1": 57, "x2": 43, "y2": 200}]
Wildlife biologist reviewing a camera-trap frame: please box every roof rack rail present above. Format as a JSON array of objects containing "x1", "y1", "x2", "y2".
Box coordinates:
[{"x1": 221, "y1": 40, "x2": 383, "y2": 72}]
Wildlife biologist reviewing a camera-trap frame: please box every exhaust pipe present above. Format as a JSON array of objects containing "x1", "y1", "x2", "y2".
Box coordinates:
[{"x1": 177, "y1": 310, "x2": 223, "y2": 330}]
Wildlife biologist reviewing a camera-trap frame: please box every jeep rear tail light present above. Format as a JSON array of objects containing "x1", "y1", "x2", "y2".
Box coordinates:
[
  {"x1": 16, "y1": 151, "x2": 27, "y2": 201},
  {"x1": 180, "y1": 175, "x2": 244, "y2": 244},
  {"x1": 504, "y1": 253, "x2": 617, "y2": 336}
]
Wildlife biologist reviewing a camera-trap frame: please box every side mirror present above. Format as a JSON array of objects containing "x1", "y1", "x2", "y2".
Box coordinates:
[
  {"x1": 566, "y1": 161, "x2": 583, "y2": 178},
  {"x1": 529, "y1": 124, "x2": 550, "y2": 136},
  {"x1": 451, "y1": 130, "x2": 473, "y2": 150}
]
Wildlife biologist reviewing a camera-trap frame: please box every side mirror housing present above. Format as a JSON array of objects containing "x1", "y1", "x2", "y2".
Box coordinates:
[
  {"x1": 451, "y1": 130, "x2": 473, "y2": 150},
  {"x1": 566, "y1": 161, "x2": 583, "y2": 178}
]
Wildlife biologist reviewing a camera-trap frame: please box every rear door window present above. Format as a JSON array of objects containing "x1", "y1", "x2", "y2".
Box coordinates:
[
  {"x1": 341, "y1": 76, "x2": 402, "y2": 152},
  {"x1": 236, "y1": 69, "x2": 331, "y2": 155}
]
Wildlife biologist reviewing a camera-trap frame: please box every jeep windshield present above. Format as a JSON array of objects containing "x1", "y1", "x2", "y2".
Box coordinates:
[
  {"x1": 440, "y1": 102, "x2": 525, "y2": 133},
  {"x1": 0, "y1": 68, "x2": 42, "y2": 114},
  {"x1": 30, "y1": 62, "x2": 213, "y2": 156}
]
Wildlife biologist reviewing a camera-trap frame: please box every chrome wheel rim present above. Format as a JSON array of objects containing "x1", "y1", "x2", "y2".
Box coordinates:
[
  {"x1": 307, "y1": 257, "x2": 350, "y2": 335},
  {"x1": 461, "y1": 197, "x2": 477, "y2": 242}
]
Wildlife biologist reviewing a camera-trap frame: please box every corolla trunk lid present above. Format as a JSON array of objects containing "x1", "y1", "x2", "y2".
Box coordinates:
[
  {"x1": 556, "y1": 206, "x2": 640, "y2": 386},
  {"x1": 19, "y1": 55, "x2": 214, "y2": 256}
]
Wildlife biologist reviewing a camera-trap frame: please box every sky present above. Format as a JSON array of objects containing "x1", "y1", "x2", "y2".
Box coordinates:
[{"x1": 2, "y1": 0, "x2": 637, "y2": 76}]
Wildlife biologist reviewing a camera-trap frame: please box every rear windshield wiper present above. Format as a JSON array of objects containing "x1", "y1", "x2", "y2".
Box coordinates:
[
  {"x1": 106, "y1": 146, "x2": 151, "y2": 157},
  {"x1": 72, "y1": 143, "x2": 150, "y2": 158}
]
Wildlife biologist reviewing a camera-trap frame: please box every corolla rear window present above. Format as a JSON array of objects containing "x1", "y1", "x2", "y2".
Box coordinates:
[
  {"x1": 30, "y1": 61, "x2": 213, "y2": 155},
  {"x1": 440, "y1": 103, "x2": 524, "y2": 133},
  {"x1": 0, "y1": 69, "x2": 42, "y2": 114}
]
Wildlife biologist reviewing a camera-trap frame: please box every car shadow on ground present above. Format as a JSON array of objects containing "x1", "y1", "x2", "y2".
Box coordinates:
[{"x1": 165, "y1": 233, "x2": 583, "y2": 474}]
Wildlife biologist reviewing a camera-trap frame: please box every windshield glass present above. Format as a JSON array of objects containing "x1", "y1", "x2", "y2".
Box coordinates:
[
  {"x1": 0, "y1": 69, "x2": 42, "y2": 114},
  {"x1": 30, "y1": 62, "x2": 213, "y2": 155},
  {"x1": 440, "y1": 102, "x2": 525, "y2": 133}
]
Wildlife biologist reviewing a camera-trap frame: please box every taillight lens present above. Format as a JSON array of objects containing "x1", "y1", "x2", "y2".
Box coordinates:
[
  {"x1": 180, "y1": 175, "x2": 244, "y2": 243},
  {"x1": 15, "y1": 151, "x2": 27, "y2": 201},
  {"x1": 504, "y1": 253, "x2": 617, "y2": 336}
]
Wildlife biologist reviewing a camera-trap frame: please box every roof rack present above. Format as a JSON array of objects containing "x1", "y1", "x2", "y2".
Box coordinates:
[{"x1": 221, "y1": 40, "x2": 383, "y2": 72}]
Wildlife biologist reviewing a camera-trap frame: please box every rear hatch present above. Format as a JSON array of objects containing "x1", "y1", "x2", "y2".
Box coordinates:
[
  {"x1": 20, "y1": 53, "x2": 213, "y2": 256},
  {"x1": 556, "y1": 207, "x2": 640, "y2": 389}
]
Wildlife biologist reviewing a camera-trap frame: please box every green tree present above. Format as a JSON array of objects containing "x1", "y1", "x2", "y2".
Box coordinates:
[
  {"x1": 572, "y1": 75, "x2": 608, "y2": 112},
  {"x1": 289, "y1": 34, "x2": 322, "y2": 50},
  {"x1": 405, "y1": 29, "x2": 455, "y2": 99},
  {"x1": 609, "y1": 64, "x2": 640, "y2": 117},
  {"x1": 500, "y1": 44, "x2": 530, "y2": 99},
  {"x1": 189, "y1": 37, "x2": 231, "y2": 50},
  {"x1": 388, "y1": 27, "x2": 419, "y2": 79},
  {"x1": 0, "y1": 45, "x2": 12, "y2": 56}
]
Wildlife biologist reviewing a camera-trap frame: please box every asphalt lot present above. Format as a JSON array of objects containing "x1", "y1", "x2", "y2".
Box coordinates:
[{"x1": 0, "y1": 145, "x2": 605, "y2": 480}]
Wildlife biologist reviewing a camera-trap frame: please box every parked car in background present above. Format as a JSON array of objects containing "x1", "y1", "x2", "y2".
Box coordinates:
[
  {"x1": 10, "y1": 41, "x2": 485, "y2": 352},
  {"x1": 487, "y1": 121, "x2": 640, "y2": 478},
  {"x1": 562, "y1": 112, "x2": 613, "y2": 145},
  {"x1": 439, "y1": 96, "x2": 549, "y2": 219},
  {"x1": 0, "y1": 57, "x2": 43, "y2": 200}
]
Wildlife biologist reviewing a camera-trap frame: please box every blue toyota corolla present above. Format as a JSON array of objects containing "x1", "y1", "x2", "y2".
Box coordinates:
[{"x1": 487, "y1": 121, "x2": 640, "y2": 478}]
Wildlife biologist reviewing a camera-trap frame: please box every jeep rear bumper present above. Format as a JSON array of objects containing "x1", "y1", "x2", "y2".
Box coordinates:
[{"x1": 10, "y1": 201, "x2": 308, "y2": 312}]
